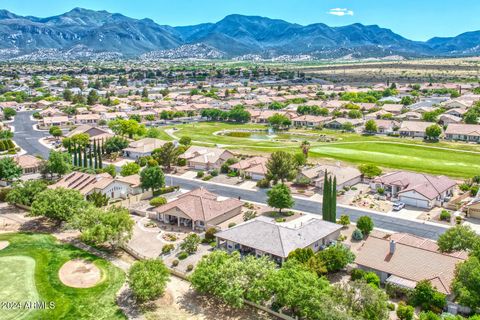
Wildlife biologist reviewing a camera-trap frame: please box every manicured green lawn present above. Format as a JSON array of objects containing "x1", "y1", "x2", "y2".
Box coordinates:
[
  {"x1": 0, "y1": 256, "x2": 39, "y2": 320},
  {"x1": 310, "y1": 142, "x2": 480, "y2": 178},
  {"x1": 0, "y1": 233, "x2": 126, "y2": 320},
  {"x1": 161, "y1": 122, "x2": 480, "y2": 178}
]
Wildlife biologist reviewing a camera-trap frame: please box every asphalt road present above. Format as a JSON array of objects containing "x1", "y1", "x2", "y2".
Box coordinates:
[
  {"x1": 166, "y1": 175, "x2": 449, "y2": 240},
  {"x1": 12, "y1": 111, "x2": 50, "y2": 158}
]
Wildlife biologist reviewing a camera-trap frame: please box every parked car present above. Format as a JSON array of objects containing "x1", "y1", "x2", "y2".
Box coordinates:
[{"x1": 392, "y1": 202, "x2": 405, "y2": 211}]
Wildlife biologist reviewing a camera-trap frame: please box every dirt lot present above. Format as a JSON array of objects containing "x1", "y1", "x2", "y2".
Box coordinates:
[{"x1": 143, "y1": 276, "x2": 274, "y2": 320}]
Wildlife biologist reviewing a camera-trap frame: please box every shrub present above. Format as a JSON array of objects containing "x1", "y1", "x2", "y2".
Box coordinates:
[
  {"x1": 377, "y1": 187, "x2": 385, "y2": 195},
  {"x1": 396, "y1": 302, "x2": 414, "y2": 320},
  {"x1": 210, "y1": 169, "x2": 219, "y2": 177},
  {"x1": 196, "y1": 171, "x2": 204, "y2": 178},
  {"x1": 0, "y1": 187, "x2": 11, "y2": 202},
  {"x1": 228, "y1": 222, "x2": 236, "y2": 228},
  {"x1": 153, "y1": 186, "x2": 179, "y2": 196},
  {"x1": 149, "y1": 196, "x2": 167, "y2": 207},
  {"x1": 363, "y1": 272, "x2": 380, "y2": 288},
  {"x1": 177, "y1": 158, "x2": 187, "y2": 166},
  {"x1": 220, "y1": 163, "x2": 230, "y2": 173},
  {"x1": 172, "y1": 260, "x2": 179, "y2": 267},
  {"x1": 352, "y1": 228, "x2": 364, "y2": 241},
  {"x1": 357, "y1": 216, "x2": 374, "y2": 235},
  {"x1": 178, "y1": 251, "x2": 188, "y2": 260},
  {"x1": 186, "y1": 264, "x2": 194, "y2": 272},
  {"x1": 439, "y1": 210, "x2": 451, "y2": 221},
  {"x1": 205, "y1": 227, "x2": 217, "y2": 242},
  {"x1": 339, "y1": 214, "x2": 350, "y2": 227},
  {"x1": 162, "y1": 244, "x2": 174, "y2": 254},
  {"x1": 350, "y1": 268, "x2": 366, "y2": 281},
  {"x1": 256, "y1": 178, "x2": 270, "y2": 188}
]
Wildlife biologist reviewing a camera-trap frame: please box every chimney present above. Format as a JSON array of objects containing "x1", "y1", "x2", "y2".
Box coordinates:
[{"x1": 389, "y1": 240, "x2": 396, "y2": 255}]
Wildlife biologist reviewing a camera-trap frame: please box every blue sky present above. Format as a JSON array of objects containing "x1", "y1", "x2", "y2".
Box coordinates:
[{"x1": 1, "y1": 0, "x2": 480, "y2": 41}]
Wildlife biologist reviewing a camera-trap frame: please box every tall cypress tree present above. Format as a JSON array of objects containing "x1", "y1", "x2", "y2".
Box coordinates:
[
  {"x1": 73, "y1": 147, "x2": 78, "y2": 166},
  {"x1": 322, "y1": 171, "x2": 330, "y2": 222},
  {"x1": 331, "y1": 176, "x2": 337, "y2": 222},
  {"x1": 89, "y1": 145, "x2": 93, "y2": 168},
  {"x1": 83, "y1": 147, "x2": 88, "y2": 168},
  {"x1": 101, "y1": 138, "x2": 105, "y2": 155},
  {"x1": 78, "y1": 147, "x2": 82, "y2": 167},
  {"x1": 97, "y1": 145, "x2": 103, "y2": 168},
  {"x1": 93, "y1": 140, "x2": 98, "y2": 169}
]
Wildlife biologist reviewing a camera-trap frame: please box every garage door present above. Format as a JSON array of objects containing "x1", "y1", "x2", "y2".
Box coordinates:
[{"x1": 400, "y1": 196, "x2": 429, "y2": 209}]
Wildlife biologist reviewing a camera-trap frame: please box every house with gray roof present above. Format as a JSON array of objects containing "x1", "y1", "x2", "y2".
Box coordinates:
[{"x1": 215, "y1": 216, "x2": 342, "y2": 264}]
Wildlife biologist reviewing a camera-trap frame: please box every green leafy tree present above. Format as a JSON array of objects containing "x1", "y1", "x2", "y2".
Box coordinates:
[
  {"x1": 120, "y1": 162, "x2": 140, "y2": 176},
  {"x1": 63, "y1": 133, "x2": 90, "y2": 149},
  {"x1": 357, "y1": 216, "x2": 374, "y2": 236},
  {"x1": 6, "y1": 180, "x2": 47, "y2": 206},
  {"x1": 268, "y1": 260, "x2": 330, "y2": 318},
  {"x1": 86, "y1": 191, "x2": 109, "y2": 207},
  {"x1": 0, "y1": 157, "x2": 22, "y2": 181},
  {"x1": 108, "y1": 119, "x2": 146, "y2": 138},
  {"x1": 437, "y1": 225, "x2": 479, "y2": 253},
  {"x1": 190, "y1": 251, "x2": 276, "y2": 307},
  {"x1": 425, "y1": 124, "x2": 442, "y2": 140},
  {"x1": 365, "y1": 119, "x2": 378, "y2": 133},
  {"x1": 359, "y1": 164, "x2": 382, "y2": 178},
  {"x1": 266, "y1": 151, "x2": 297, "y2": 183},
  {"x1": 49, "y1": 126, "x2": 63, "y2": 139},
  {"x1": 128, "y1": 259, "x2": 170, "y2": 303},
  {"x1": 44, "y1": 151, "x2": 71, "y2": 178},
  {"x1": 452, "y1": 256, "x2": 480, "y2": 310},
  {"x1": 267, "y1": 183, "x2": 294, "y2": 214},
  {"x1": 140, "y1": 165, "x2": 165, "y2": 191},
  {"x1": 332, "y1": 280, "x2": 390, "y2": 320},
  {"x1": 179, "y1": 136, "x2": 192, "y2": 146},
  {"x1": 267, "y1": 113, "x2": 291, "y2": 129},
  {"x1": 409, "y1": 280, "x2": 446, "y2": 313},
  {"x1": 79, "y1": 206, "x2": 134, "y2": 249},
  {"x1": 104, "y1": 136, "x2": 129, "y2": 154},
  {"x1": 152, "y1": 142, "x2": 182, "y2": 171},
  {"x1": 397, "y1": 302, "x2": 415, "y2": 320},
  {"x1": 87, "y1": 89, "x2": 99, "y2": 105},
  {"x1": 3, "y1": 107, "x2": 16, "y2": 120},
  {"x1": 31, "y1": 188, "x2": 87, "y2": 221},
  {"x1": 287, "y1": 248, "x2": 314, "y2": 263},
  {"x1": 317, "y1": 244, "x2": 355, "y2": 273},
  {"x1": 180, "y1": 233, "x2": 201, "y2": 254}
]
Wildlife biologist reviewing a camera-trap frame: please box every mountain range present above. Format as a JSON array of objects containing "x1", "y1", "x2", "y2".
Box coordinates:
[{"x1": 0, "y1": 7, "x2": 479, "y2": 60}]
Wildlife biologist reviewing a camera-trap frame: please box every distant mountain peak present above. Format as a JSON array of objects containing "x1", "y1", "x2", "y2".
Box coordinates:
[{"x1": 0, "y1": 8, "x2": 477, "y2": 60}]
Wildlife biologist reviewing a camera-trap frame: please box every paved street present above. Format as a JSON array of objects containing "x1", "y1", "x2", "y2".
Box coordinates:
[
  {"x1": 12, "y1": 111, "x2": 50, "y2": 158},
  {"x1": 166, "y1": 175, "x2": 449, "y2": 240}
]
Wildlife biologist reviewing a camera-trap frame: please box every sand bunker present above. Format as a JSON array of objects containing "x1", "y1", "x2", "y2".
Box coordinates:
[
  {"x1": 59, "y1": 259, "x2": 102, "y2": 288},
  {"x1": 0, "y1": 241, "x2": 9, "y2": 250}
]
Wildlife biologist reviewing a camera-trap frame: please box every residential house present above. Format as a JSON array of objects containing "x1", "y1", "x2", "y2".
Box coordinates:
[
  {"x1": 298, "y1": 164, "x2": 362, "y2": 190},
  {"x1": 324, "y1": 118, "x2": 363, "y2": 129},
  {"x1": 444, "y1": 108, "x2": 467, "y2": 118},
  {"x1": 39, "y1": 116, "x2": 70, "y2": 128},
  {"x1": 74, "y1": 114, "x2": 100, "y2": 125},
  {"x1": 49, "y1": 171, "x2": 142, "y2": 199},
  {"x1": 14, "y1": 155, "x2": 43, "y2": 175},
  {"x1": 371, "y1": 120, "x2": 398, "y2": 134},
  {"x1": 371, "y1": 171, "x2": 456, "y2": 208},
  {"x1": 292, "y1": 115, "x2": 331, "y2": 128},
  {"x1": 216, "y1": 216, "x2": 342, "y2": 264},
  {"x1": 65, "y1": 125, "x2": 113, "y2": 142},
  {"x1": 355, "y1": 232, "x2": 466, "y2": 295},
  {"x1": 123, "y1": 138, "x2": 168, "y2": 159},
  {"x1": 398, "y1": 121, "x2": 432, "y2": 138},
  {"x1": 439, "y1": 114, "x2": 462, "y2": 125},
  {"x1": 229, "y1": 156, "x2": 268, "y2": 180},
  {"x1": 382, "y1": 104, "x2": 404, "y2": 115},
  {"x1": 445, "y1": 124, "x2": 480, "y2": 142},
  {"x1": 181, "y1": 146, "x2": 234, "y2": 171},
  {"x1": 153, "y1": 188, "x2": 243, "y2": 230}
]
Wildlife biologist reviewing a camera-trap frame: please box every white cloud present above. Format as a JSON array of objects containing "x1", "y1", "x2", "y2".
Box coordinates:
[{"x1": 328, "y1": 8, "x2": 354, "y2": 16}]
